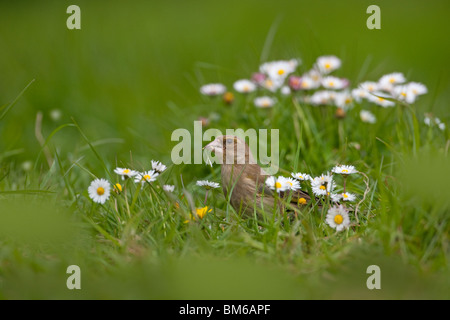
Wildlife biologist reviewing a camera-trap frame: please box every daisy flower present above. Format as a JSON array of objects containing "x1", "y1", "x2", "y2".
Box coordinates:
[
  {"x1": 288, "y1": 76, "x2": 302, "y2": 91},
  {"x1": 311, "y1": 173, "x2": 336, "y2": 196},
  {"x1": 88, "y1": 178, "x2": 111, "y2": 204},
  {"x1": 360, "y1": 81, "x2": 379, "y2": 93},
  {"x1": 260, "y1": 77, "x2": 284, "y2": 92},
  {"x1": 407, "y1": 82, "x2": 428, "y2": 96},
  {"x1": 368, "y1": 92, "x2": 396, "y2": 107},
  {"x1": 330, "y1": 193, "x2": 343, "y2": 203},
  {"x1": 134, "y1": 170, "x2": 159, "y2": 184},
  {"x1": 284, "y1": 177, "x2": 301, "y2": 191},
  {"x1": 360, "y1": 110, "x2": 377, "y2": 124},
  {"x1": 378, "y1": 72, "x2": 406, "y2": 91},
  {"x1": 310, "y1": 90, "x2": 332, "y2": 106},
  {"x1": 200, "y1": 83, "x2": 226, "y2": 96},
  {"x1": 315, "y1": 55, "x2": 342, "y2": 74},
  {"x1": 325, "y1": 205, "x2": 351, "y2": 231},
  {"x1": 254, "y1": 96, "x2": 276, "y2": 108},
  {"x1": 233, "y1": 79, "x2": 256, "y2": 93},
  {"x1": 251, "y1": 72, "x2": 266, "y2": 85},
  {"x1": 163, "y1": 185, "x2": 175, "y2": 192},
  {"x1": 334, "y1": 91, "x2": 353, "y2": 109},
  {"x1": 341, "y1": 192, "x2": 356, "y2": 202},
  {"x1": 291, "y1": 172, "x2": 311, "y2": 181},
  {"x1": 196, "y1": 180, "x2": 220, "y2": 190},
  {"x1": 114, "y1": 167, "x2": 138, "y2": 180},
  {"x1": 280, "y1": 85, "x2": 291, "y2": 95},
  {"x1": 321, "y1": 76, "x2": 348, "y2": 90},
  {"x1": 300, "y1": 76, "x2": 322, "y2": 90},
  {"x1": 265, "y1": 176, "x2": 289, "y2": 193},
  {"x1": 151, "y1": 160, "x2": 167, "y2": 173},
  {"x1": 332, "y1": 165, "x2": 357, "y2": 175},
  {"x1": 352, "y1": 88, "x2": 369, "y2": 103},
  {"x1": 259, "y1": 59, "x2": 299, "y2": 81}
]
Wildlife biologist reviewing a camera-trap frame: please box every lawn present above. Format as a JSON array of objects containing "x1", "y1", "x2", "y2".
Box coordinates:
[{"x1": 0, "y1": 0, "x2": 448, "y2": 300}]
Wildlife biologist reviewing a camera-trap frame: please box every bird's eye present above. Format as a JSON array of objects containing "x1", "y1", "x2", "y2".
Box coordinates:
[{"x1": 226, "y1": 139, "x2": 233, "y2": 144}]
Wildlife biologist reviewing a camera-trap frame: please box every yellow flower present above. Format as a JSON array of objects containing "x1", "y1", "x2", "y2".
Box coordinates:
[
  {"x1": 114, "y1": 183, "x2": 123, "y2": 193},
  {"x1": 195, "y1": 206, "x2": 212, "y2": 219}
]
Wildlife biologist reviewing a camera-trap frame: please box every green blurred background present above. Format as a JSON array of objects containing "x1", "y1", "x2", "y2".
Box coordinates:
[{"x1": 0, "y1": 0, "x2": 449, "y2": 166}]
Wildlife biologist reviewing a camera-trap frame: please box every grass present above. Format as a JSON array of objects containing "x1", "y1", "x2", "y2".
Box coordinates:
[{"x1": 0, "y1": 0, "x2": 449, "y2": 299}]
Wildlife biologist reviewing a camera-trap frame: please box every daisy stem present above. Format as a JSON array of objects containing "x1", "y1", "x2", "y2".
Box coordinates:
[
  {"x1": 204, "y1": 189, "x2": 209, "y2": 205},
  {"x1": 124, "y1": 187, "x2": 131, "y2": 218},
  {"x1": 343, "y1": 176, "x2": 347, "y2": 193},
  {"x1": 130, "y1": 183, "x2": 142, "y2": 213}
]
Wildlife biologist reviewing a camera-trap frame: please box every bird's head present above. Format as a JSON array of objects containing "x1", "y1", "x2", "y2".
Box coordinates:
[{"x1": 204, "y1": 135, "x2": 256, "y2": 165}]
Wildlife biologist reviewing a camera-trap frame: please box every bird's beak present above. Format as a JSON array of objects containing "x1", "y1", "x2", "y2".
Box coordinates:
[{"x1": 204, "y1": 140, "x2": 223, "y2": 154}]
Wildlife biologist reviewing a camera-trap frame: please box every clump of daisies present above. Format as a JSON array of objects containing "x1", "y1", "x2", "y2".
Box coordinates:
[
  {"x1": 200, "y1": 55, "x2": 431, "y2": 127},
  {"x1": 264, "y1": 164, "x2": 361, "y2": 231},
  {"x1": 87, "y1": 160, "x2": 170, "y2": 205}
]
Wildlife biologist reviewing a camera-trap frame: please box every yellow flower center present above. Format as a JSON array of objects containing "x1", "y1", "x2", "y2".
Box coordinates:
[
  {"x1": 275, "y1": 182, "x2": 282, "y2": 189},
  {"x1": 298, "y1": 175, "x2": 303, "y2": 179},
  {"x1": 287, "y1": 181, "x2": 293, "y2": 186},
  {"x1": 343, "y1": 193, "x2": 348, "y2": 198},
  {"x1": 277, "y1": 69, "x2": 285, "y2": 75},
  {"x1": 265, "y1": 79, "x2": 273, "y2": 87},
  {"x1": 143, "y1": 174, "x2": 151, "y2": 181},
  {"x1": 329, "y1": 81, "x2": 334, "y2": 87},
  {"x1": 298, "y1": 198, "x2": 307, "y2": 205},
  {"x1": 325, "y1": 63, "x2": 331, "y2": 69},
  {"x1": 334, "y1": 214, "x2": 344, "y2": 224},
  {"x1": 368, "y1": 85, "x2": 374, "y2": 91},
  {"x1": 96, "y1": 187, "x2": 105, "y2": 196},
  {"x1": 123, "y1": 169, "x2": 130, "y2": 174},
  {"x1": 389, "y1": 78, "x2": 395, "y2": 83},
  {"x1": 342, "y1": 169, "x2": 348, "y2": 173},
  {"x1": 378, "y1": 97, "x2": 384, "y2": 102},
  {"x1": 401, "y1": 92, "x2": 406, "y2": 97},
  {"x1": 319, "y1": 185, "x2": 326, "y2": 190},
  {"x1": 412, "y1": 89, "x2": 418, "y2": 94},
  {"x1": 345, "y1": 98, "x2": 352, "y2": 104},
  {"x1": 243, "y1": 85, "x2": 249, "y2": 92}
]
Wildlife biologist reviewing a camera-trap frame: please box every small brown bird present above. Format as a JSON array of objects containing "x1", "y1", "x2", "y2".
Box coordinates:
[{"x1": 204, "y1": 135, "x2": 313, "y2": 216}]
